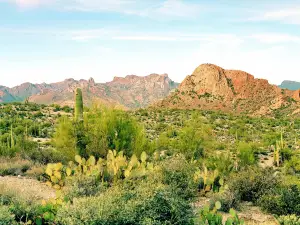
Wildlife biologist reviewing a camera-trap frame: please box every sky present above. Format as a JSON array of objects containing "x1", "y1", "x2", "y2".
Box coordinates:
[{"x1": 0, "y1": 0, "x2": 300, "y2": 87}]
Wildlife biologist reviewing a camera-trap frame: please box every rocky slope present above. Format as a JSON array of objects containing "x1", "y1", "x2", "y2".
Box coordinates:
[
  {"x1": 0, "y1": 74, "x2": 178, "y2": 109},
  {"x1": 157, "y1": 64, "x2": 300, "y2": 116},
  {"x1": 279, "y1": 80, "x2": 300, "y2": 91}
]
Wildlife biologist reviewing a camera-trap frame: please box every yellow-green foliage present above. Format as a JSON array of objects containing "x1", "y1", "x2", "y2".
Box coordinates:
[
  {"x1": 194, "y1": 164, "x2": 224, "y2": 194},
  {"x1": 45, "y1": 162, "x2": 64, "y2": 189},
  {"x1": 45, "y1": 151, "x2": 153, "y2": 188}
]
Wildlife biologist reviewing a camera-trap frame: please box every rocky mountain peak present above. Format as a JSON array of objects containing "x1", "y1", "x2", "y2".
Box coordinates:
[{"x1": 157, "y1": 63, "x2": 299, "y2": 116}]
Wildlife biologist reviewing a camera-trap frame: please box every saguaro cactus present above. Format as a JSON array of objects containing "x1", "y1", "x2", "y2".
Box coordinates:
[
  {"x1": 274, "y1": 141, "x2": 280, "y2": 167},
  {"x1": 74, "y1": 88, "x2": 86, "y2": 157},
  {"x1": 10, "y1": 125, "x2": 15, "y2": 148},
  {"x1": 75, "y1": 88, "x2": 83, "y2": 121}
]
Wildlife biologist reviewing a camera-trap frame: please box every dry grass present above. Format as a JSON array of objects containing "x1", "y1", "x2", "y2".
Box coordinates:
[
  {"x1": 0, "y1": 176, "x2": 56, "y2": 202},
  {"x1": 0, "y1": 157, "x2": 33, "y2": 176}
]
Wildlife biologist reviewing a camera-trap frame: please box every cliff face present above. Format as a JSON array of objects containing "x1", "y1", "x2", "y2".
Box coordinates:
[
  {"x1": 158, "y1": 64, "x2": 299, "y2": 116},
  {"x1": 0, "y1": 74, "x2": 178, "y2": 109}
]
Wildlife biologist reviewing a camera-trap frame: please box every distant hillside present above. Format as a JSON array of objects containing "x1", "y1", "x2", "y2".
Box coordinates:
[
  {"x1": 0, "y1": 74, "x2": 179, "y2": 109},
  {"x1": 156, "y1": 64, "x2": 300, "y2": 117},
  {"x1": 279, "y1": 80, "x2": 300, "y2": 91}
]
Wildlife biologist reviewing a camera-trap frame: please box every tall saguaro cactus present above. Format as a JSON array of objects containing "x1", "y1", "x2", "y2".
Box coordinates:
[
  {"x1": 75, "y1": 88, "x2": 84, "y2": 122},
  {"x1": 74, "y1": 88, "x2": 86, "y2": 157},
  {"x1": 10, "y1": 124, "x2": 15, "y2": 148}
]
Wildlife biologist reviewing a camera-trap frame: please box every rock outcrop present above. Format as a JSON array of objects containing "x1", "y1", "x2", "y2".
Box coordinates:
[{"x1": 157, "y1": 64, "x2": 299, "y2": 116}]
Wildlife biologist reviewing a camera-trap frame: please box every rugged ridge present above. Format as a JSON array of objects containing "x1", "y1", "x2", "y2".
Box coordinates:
[
  {"x1": 157, "y1": 64, "x2": 300, "y2": 116},
  {"x1": 0, "y1": 74, "x2": 178, "y2": 109}
]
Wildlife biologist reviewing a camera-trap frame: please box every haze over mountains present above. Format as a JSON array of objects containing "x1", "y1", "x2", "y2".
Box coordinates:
[
  {"x1": 279, "y1": 80, "x2": 300, "y2": 91},
  {"x1": 0, "y1": 64, "x2": 299, "y2": 116}
]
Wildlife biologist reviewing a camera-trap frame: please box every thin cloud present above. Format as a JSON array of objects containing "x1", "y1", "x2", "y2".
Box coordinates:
[
  {"x1": 1, "y1": 0, "x2": 49, "y2": 8},
  {"x1": 249, "y1": 7, "x2": 300, "y2": 24},
  {"x1": 155, "y1": 0, "x2": 203, "y2": 18},
  {"x1": 249, "y1": 33, "x2": 300, "y2": 43},
  {"x1": 112, "y1": 36, "x2": 177, "y2": 41},
  {"x1": 1, "y1": 0, "x2": 208, "y2": 19}
]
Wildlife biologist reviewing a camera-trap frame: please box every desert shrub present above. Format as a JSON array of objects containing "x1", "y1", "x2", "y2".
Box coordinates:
[
  {"x1": 229, "y1": 167, "x2": 280, "y2": 203},
  {"x1": 24, "y1": 147, "x2": 63, "y2": 164},
  {"x1": 25, "y1": 165, "x2": 45, "y2": 180},
  {"x1": 64, "y1": 175, "x2": 108, "y2": 201},
  {"x1": 204, "y1": 153, "x2": 234, "y2": 177},
  {"x1": 53, "y1": 106, "x2": 151, "y2": 160},
  {"x1": 210, "y1": 190, "x2": 240, "y2": 212},
  {"x1": 285, "y1": 156, "x2": 300, "y2": 174},
  {"x1": 85, "y1": 106, "x2": 151, "y2": 158},
  {"x1": 258, "y1": 185, "x2": 300, "y2": 216},
  {"x1": 56, "y1": 181, "x2": 194, "y2": 225},
  {"x1": 237, "y1": 142, "x2": 256, "y2": 168},
  {"x1": 173, "y1": 113, "x2": 214, "y2": 160},
  {"x1": 0, "y1": 205, "x2": 15, "y2": 225},
  {"x1": 0, "y1": 158, "x2": 32, "y2": 176},
  {"x1": 281, "y1": 148, "x2": 294, "y2": 162},
  {"x1": 160, "y1": 155, "x2": 197, "y2": 200},
  {"x1": 52, "y1": 116, "x2": 77, "y2": 162},
  {"x1": 0, "y1": 182, "x2": 57, "y2": 224},
  {"x1": 0, "y1": 185, "x2": 37, "y2": 223},
  {"x1": 277, "y1": 214, "x2": 300, "y2": 225}
]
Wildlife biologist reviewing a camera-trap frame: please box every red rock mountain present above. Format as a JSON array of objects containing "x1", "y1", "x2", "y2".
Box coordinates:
[
  {"x1": 157, "y1": 64, "x2": 300, "y2": 116},
  {"x1": 0, "y1": 74, "x2": 178, "y2": 109}
]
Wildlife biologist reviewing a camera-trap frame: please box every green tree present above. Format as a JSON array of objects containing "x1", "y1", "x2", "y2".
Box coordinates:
[{"x1": 52, "y1": 117, "x2": 76, "y2": 162}]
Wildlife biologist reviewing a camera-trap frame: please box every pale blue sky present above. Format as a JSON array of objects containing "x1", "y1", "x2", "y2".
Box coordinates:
[{"x1": 0, "y1": 0, "x2": 300, "y2": 87}]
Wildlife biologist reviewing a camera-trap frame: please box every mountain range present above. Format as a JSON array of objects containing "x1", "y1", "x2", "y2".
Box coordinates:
[
  {"x1": 0, "y1": 64, "x2": 299, "y2": 116},
  {"x1": 0, "y1": 74, "x2": 178, "y2": 109},
  {"x1": 279, "y1": 80, "x2": 300, "y2": 91}
]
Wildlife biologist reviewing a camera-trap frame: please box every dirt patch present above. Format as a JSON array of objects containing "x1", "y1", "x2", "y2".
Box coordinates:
[{"x1": 0, "y1": 176, "x2": 56, "y2": 201}]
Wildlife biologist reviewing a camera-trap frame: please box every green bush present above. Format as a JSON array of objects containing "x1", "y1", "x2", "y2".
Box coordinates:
[
  {"x1": 64, "y1": 175, "x2": 108, "y2": 201},
  {"x1": 237, "y1": 142, "x2": 256, "y2": 168},
  {"x1": 258, "y1": 185, "x2": 300, "y2": 216},
  {"x1": 204, "y1": 153, "x2": 234, "y2": 177},
  {"x1": 161, "y1": 155, "x2": 197, "y2": 200},
  {"x1": 210, "y1": 190, "x2": 240, "y2": 212},
  {"x1": 285, "y1": 156, "x2": 300, "y2": 174},
  {"x1": 0, "y1": 205, "x2": 15, "y2": 225},
  {"x1": 53, "y1": 106, "x2": 151, "y2": 160},
  {"x1": 277, "y1": 214, "x2": 300, "y2": 225},
  {"x1": 229, "y1": 167, "x2": 280, "y2": 203},
  {"x1": 56, "y1": 180, "x2": 194, "y2": 225}
]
